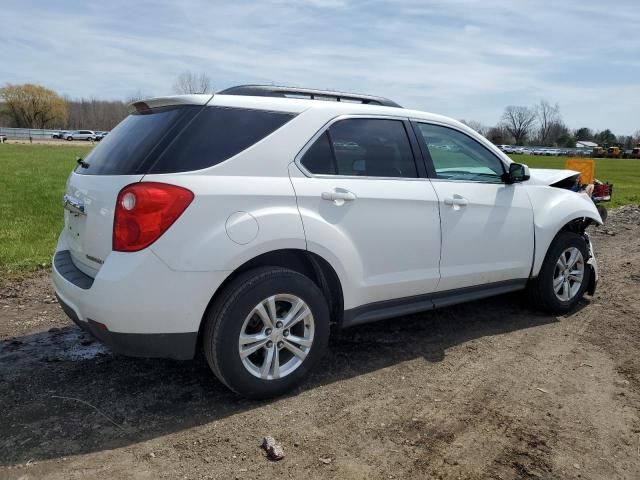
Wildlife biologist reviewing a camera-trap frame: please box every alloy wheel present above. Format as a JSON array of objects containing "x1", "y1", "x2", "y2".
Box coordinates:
[
  {"x1": 553, "y1": 247, "x2": 585, "y2": 301},
  {"x1": 238, "y1": 294, "x2": 315, "y2": 380}
]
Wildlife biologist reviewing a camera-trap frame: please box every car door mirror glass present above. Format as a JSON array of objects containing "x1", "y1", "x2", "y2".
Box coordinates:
[{"x1": 506, "y1": 163, "x2": 530, "y2": 183}]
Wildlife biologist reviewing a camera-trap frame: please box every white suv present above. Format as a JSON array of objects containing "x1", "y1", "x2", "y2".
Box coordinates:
[
  {"x1": 66, "y1": 130, "x2": 96, "y2": 141},
  {"x1": 53, "y1": 86, "x2": 601, "y2": 398}
]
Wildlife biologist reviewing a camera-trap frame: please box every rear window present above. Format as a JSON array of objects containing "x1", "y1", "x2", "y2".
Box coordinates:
[
  {"x1": 77, "y1": 106, "x2": 198, "y2": 175},
  {"x1": 77, "y1": 106, "x2": 295, "y2": 175},
  {"x1": 148, "y1": 107, "x2": 295, "y2": 174}
]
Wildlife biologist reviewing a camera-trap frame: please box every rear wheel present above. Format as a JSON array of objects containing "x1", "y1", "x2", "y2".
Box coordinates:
[
  {"x1": 66, "y1": 136, "x2": 73, "y2": 141},
  {"x1": 528, "y1": 231, "x2": 591, "y2": 313},
  {"x1": 202, "y1": 267, "x2": 330, "y2": 398}
]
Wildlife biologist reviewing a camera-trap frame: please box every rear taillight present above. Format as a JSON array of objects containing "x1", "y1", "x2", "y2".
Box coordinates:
[{"x1": 113, "y1": 182, "x2": 194, "y2": 252}]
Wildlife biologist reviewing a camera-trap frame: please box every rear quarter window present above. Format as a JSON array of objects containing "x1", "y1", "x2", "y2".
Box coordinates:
[{"x1": 148, "y1": 107, "x2": 295, "y2": 174}]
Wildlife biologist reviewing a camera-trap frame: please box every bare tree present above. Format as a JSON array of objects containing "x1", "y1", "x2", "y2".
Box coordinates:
[
  {"x1": 65, "y1": 98, "x2": 128, "y2": 130},
  {"x1": 501, "y1": 106, "x2": 536, "y2": 145},
  {"x1": 486, "y1": 125, "x2": 511, "y2": 145},
  {"x1": 172, "y1": 71, "x2": 213, "y2": 94},
  {"x1": 535, "y1": 100, "x2": 561, "y2": 146},
  {"x1": 459, "y1": 119, "x2": 488, "y2": 136}
]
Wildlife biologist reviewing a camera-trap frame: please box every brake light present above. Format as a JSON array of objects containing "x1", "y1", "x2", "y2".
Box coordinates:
[{"x1": 113, "y1": 182, "x2": 194, "y2": 252}]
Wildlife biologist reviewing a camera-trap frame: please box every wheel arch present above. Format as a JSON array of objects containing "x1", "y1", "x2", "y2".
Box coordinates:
[
  {"x1": 196, "y1": 248, "x2": 344, "y2": 350},
  {"x1": 532, "y1": 214, "x2": 600, "y2": 277},
  {"x1": 527, "y1": 187, "x2": 602, "y2": 277}
]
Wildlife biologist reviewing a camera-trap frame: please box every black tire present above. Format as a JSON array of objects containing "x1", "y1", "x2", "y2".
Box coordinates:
[
  {"x1": 528, "y1": 231, "x2": 592, "y2": 314},
  {"x1": 66, "y1": 137, "x2": 72, "y2": 141},
  {"x1": 202, "y1": 267, "x2": 330, "y2": 399}
]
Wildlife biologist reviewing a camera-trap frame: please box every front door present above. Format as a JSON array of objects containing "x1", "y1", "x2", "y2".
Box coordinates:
[{"x1": 413, "y1": 122, "x2": 534, "y2": 292}]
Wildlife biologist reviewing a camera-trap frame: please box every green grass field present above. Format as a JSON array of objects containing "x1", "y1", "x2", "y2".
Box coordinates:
[
  {"x1": 0, "y1": 144, "x2": 638, "y2": 275},
  {"x1": 512, "y1": 154, "x2": 640, "y2": 208},
  {"x1": 0, "y1": 144, "x2": 93, "y2": 276}
]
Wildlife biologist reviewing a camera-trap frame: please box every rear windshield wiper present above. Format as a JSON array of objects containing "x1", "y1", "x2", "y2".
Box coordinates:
[{"x1": 76, "y1": 157, "x2": 90, "y2": 169}]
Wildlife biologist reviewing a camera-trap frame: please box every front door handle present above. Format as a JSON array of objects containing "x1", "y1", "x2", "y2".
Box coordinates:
[
  {"x1": 443, "y1": 195, "x2": 468, "y2": 207},
  {"x1": 321, "y1": 189, "x2": 356, "y2": 202}
]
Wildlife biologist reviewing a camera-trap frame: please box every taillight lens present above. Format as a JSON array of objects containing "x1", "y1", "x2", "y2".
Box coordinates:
[{"x1": 113, "y1": 182, "x2": 194, "y2": 252}]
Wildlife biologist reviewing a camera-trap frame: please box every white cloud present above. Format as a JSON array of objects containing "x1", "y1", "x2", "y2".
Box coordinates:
[{"x1": 0, "y1": 0, "x2": 637, "y2": 133}]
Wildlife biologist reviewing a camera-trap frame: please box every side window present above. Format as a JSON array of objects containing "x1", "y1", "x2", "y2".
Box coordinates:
[
  {"x1": 416, "y1": 123, "x2": 505, "y2": 182},
  {"x1": 301, "y1": 118, "x2": 418, "y2": 178},
  {"x1": 299, "y1": 132, "x2": 336, "y2": 175}
]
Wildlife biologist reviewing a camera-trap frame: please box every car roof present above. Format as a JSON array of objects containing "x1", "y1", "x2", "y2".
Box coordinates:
[
  {"x1": 131, "y1": 92, "x2": 460, "y2": 127},
  {"x1": 130, "y1": 91, "x2": 507, "y2": 162}
]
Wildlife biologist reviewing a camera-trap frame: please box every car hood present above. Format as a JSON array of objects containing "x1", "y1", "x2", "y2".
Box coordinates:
[{"x1": 527, "y1": 168, "x2": 580, "y2": 186}]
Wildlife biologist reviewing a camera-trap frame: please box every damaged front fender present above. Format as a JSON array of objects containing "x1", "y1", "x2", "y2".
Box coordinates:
[{"x1": 525, "y1": 184, "x2": 602, "y2": 277}]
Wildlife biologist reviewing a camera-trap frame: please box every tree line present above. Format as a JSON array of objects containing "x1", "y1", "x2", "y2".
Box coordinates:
[
  {"x1": 0, "y1": 84, "x2": 129, "y2": 131},
  {"x1": 1, "y1": 77, "x2": 638, "y2": 148},
  {"x1": 461, "y1": 100, "x2": 640, "y2": 148},
  {"x1": 0, "y1": 71, "x2": 214, "y2": 131}
]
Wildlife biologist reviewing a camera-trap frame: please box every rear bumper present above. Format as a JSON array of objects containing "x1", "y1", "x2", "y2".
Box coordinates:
[
  {"x1": 51, "y1": 236, "x2": 230, "y2": 360},
  {"x1": 55, "y1": 293, "x2": 197, "y2": 359}
]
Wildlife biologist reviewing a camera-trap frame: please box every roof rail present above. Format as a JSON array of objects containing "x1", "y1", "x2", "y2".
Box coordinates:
[{"x1": 217, "y1": 85, "x2": 402, "y2": 108}]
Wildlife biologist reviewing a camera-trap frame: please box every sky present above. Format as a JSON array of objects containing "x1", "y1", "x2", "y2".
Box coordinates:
[{"x1": 1, "y1": 0, "x2": 638, "y2": 134}]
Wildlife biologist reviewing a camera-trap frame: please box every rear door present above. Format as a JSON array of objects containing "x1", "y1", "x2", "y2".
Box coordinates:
[
  {"x1": 290, "y1": 116, "x2": 441, "y2": 308},
  {"x1": 413, "y1": 121, "x2": 534, "y2": 291}
]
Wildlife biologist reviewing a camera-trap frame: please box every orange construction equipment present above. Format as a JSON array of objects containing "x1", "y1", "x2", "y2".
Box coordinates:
[{"x1": 565, "y1": 158, "x2": 595, "y2": 185}]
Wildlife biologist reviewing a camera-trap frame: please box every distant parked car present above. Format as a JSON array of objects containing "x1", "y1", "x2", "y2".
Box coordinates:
[
  {"x1": 94, "y1": 131, "x2": 109, "y2": 141},
  {"x1": 52, "y1": 131, "x2": 68, "y2": 139},
  {"x1": 66, "y1": 130, "x2": 96, "y2": 141}
]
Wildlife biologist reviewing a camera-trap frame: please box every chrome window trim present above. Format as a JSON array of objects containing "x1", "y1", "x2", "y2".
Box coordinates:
[{"x1": 294, "y1": 114, "x2": 424, "y2": 181}]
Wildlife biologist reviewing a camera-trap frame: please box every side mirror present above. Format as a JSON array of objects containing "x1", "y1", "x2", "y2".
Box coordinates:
[{"x1": 504, "y1": 163, "x2": 530, "y2": 184}]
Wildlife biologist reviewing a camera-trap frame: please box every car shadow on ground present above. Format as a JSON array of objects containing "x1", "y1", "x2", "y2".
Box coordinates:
[{"x1": 0, "y1": 292, "x2": 568, "y2": 466}]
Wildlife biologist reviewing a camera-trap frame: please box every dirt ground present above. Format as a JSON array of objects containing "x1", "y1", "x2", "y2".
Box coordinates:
[{"x1": 1, "y1": 206, "x2": 639, "y2": 480}]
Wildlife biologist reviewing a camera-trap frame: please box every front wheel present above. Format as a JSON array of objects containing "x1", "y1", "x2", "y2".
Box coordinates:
[
  {"x1": 202, "y1": 267, "x2": 330, "y2": 398},
  {"x1": 528, "y1": 231, "x2": 592, "y2": 313}
]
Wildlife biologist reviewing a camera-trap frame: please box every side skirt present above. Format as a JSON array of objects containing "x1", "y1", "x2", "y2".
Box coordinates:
[{"x1": 341, "y1": 279, "x2": 527, "y2": 329}]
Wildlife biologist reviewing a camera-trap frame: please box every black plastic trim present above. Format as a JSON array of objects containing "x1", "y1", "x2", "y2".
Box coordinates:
[
  {"x1": 218, "y1": 85, "x2": 402, "y2": 108},
  {"x1": 53, "y1": 250, "x2": 94, "y2": 289},
  {"x1": 86, "y1": 320, "x2": 197, "y2": 360},
  {"x1": 341, "y1": 279, "x2": 527, "y2": 328},
  {"x1": 404, "y1": 119, "x2": 428, "y2": 178}
]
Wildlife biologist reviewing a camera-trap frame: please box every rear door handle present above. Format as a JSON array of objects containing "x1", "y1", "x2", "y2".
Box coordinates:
[
  {"x1": 443, "y1": 195, "x2": 468, "y2": 207},
  {"x1": 321, "y1": 189, "x2": 356, "y2": 202}
]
